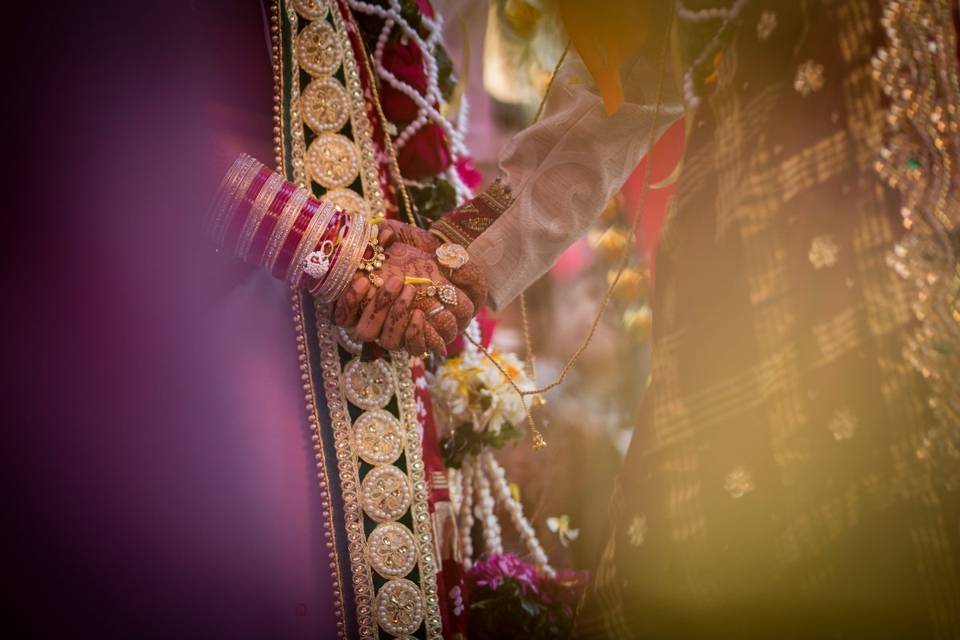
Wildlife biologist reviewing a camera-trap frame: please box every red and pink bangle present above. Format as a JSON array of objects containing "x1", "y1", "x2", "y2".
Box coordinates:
[{"x1": 208, "y1": 154, "x2": 371, "y2": 302}]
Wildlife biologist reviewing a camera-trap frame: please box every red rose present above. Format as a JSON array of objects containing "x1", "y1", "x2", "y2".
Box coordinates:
[
  {"x1": 380, "y1": 84, "x2": 420, "y2": 123},
  {"x1": 379, "y1": 39, "x2": 428, "y2": 123},
  {"x1": 398, "y1": 123, "x2": 451, "y2": 179},
  {"x1": 455, "y1": 158, "x2": 483, "y2": 190}
]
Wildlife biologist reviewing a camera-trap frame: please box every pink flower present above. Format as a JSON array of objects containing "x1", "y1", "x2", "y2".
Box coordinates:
[
  {"x1": 456, "y1": 157, "x2": 483, "y2": 190},
  {"x1": 466, "y1": 553, "x2": 540, "y2": 595}
]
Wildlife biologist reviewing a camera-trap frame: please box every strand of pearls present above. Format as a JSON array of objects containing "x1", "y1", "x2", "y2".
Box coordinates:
[
  {"x1": 474, "y1": 457, "x2": 504, "y2": 555},
  {"x1": 447, "y1": 467, "x2": 462, "y2": 513},
  {"x1": 462, "y1": 318, "x2": 482, "y2": 366},
  {"x1": 347, "y1": 0, "x2": 473, "y2": 203},
  {"x1": 457, "y1": 455, "x2": 475, "y2": 569},
  {"x1": 482, "y1": 450, "x2": 554, "y2": 577}
]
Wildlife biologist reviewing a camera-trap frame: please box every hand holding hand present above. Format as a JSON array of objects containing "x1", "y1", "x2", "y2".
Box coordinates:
[
  {"x1": 379, "y1": 221, "x2": 489, "y2": 313},
  {"x1": 332, "y1": 242, "x2": 476, "y2": 357}
]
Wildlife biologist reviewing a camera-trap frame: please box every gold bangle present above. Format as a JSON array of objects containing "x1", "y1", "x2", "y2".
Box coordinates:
[{"x1": 314, "y1": 214, "x2": 369, "y2": 302}]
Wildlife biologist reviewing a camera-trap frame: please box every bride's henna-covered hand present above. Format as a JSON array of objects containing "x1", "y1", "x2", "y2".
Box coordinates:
[
  {"x1": 377, "y1": 219, "x2": 439, "y2": 254},
  {"x1": 378, "y1": 283, "x2": 416, "y2": 351},
  {"x1": 334, "y1": 242, "x2": 474, "y2": 356},
  {"x1": 379, "y1": 219, "x2": 489, "y2": 313},
  {"x1": 354, "y1": 274, "x2": 403, "y2": 343}
]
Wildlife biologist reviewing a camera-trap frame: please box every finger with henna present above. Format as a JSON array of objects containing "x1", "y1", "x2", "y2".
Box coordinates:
[
  {"x1": 332, "y1": 274, "x2": 371, "y2": 327},
  {"x1": 355, "y1": 275, "x2": 403, "y2": 342},
  {"x1": 379, "y1": 284, "x2": 416, "y2": 350}
]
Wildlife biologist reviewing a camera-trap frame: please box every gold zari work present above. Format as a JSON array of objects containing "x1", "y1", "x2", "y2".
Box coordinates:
[
  {"x1": 375, "y1": 579, "x2": 424, "y2": 636},
  {"x1": 354, "y1": 409, "x2": 404, "y2": 465},
  {"x1": 343, "y1": 357, "x2": 394, "y2": 410},
  {"x1": 292, "y1": 0, "x2": 327, "y2": 20},
  {"x1": 325, "y1": 188, "x2": 369, "y2": 217}
]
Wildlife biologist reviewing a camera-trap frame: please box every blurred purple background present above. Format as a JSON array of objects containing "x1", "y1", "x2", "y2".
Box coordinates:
[{"x1": 8, "y1": 2, "x2": 343, "y2": 636}]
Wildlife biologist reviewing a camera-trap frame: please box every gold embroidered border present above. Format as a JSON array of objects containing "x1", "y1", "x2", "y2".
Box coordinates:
[
  {"x1": 314, "y1": 300, "x2": 379, "y2": 639},
  {"x1": 283, "y1": 1, "x2": 309, "y2": 187},
  {"x1": 392, "y1": 352, "x2": 443, "y2": 639},
  {"x1": 273, "y1": 4, "x2": 349, "y2": 634},
  {"x1": 281, "y1": 1, "x2": 443, "y2": 637},
  {"x1": 326, "y1": 0, "x2": 386, "y2": 218}
]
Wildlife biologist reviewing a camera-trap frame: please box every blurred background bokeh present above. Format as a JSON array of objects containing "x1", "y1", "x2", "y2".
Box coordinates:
[{"x1": 430, "y1": 0, "x2": 685, "y2": 572}]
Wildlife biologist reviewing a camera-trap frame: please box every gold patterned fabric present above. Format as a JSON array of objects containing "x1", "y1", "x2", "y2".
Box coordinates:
[
  {"x1": 272, "y1": 2, "x2": 444, "y2": 638},
  {"x1": 577, "y1": 1, "x2": 960, "y2": 638}
]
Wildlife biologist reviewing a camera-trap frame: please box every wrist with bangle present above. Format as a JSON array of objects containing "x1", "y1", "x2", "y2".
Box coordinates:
[{"x1": 208, "y1": 154, "x2": 374, "y2": 305}]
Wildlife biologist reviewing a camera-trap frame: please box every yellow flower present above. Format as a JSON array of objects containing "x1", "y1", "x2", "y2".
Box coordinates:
[
  {"x1": 592, "y1": 228, "x2": 630, "y2": 262},
  {"x1": 608, "y1": 268, "x2": 649, "y2": 302},
  {"x1": 623, "y1": 306, "x2": 653, "y2": 341}
]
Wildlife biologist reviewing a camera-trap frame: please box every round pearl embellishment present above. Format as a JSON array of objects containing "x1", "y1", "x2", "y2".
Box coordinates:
[
  {"x1": 324, "y1": 188, "x2": 368, "y2": 218},
  {"x1": 296, "y1": 20, "x2": 340, "y2": 78},
  {"x1": 307, "y1": 133, "x2": 360, "y2": 190},
  {"x1": 354, "y1": 409, "x2": 404, "y2": 465},
  {"x1": 292, "y1": 0, "x2": 328, "y2": 21},
  {"x1": 302, "y1": 77, "x2": 350, "y2": 133},
  {"x1": 336, "y1": 326, "x2": 363, "y2": 355},
  {"x1": 375, "y1": 579, "x2": 424, "y2": 636},
  {"x1": 343, "y1": 358, "x2": 394, "y2": 410},
  {"x1": 361, "y1": 465, "x2": 412, "y2": 522},
  {"x1": 367, "y1": 522, "x2": 418, "y2": 578}
]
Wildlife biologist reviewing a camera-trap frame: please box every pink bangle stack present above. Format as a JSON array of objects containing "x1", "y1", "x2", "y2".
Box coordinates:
[{"x1": 207, "y1": 154, "x2": 371, "y2": 302}]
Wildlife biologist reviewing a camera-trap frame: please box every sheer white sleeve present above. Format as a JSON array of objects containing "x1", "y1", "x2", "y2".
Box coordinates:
[{"x1": 465, "y1": 46, "x2": 684, "y2": 308}]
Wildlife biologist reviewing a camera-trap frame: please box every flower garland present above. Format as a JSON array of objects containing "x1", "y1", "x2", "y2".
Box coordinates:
[
  {"x1": 349, "y1": 0, "x2": 482, "y2": 221},
  {"x1": 430, "y1": 348, "x2": 533, "y2": 467}
]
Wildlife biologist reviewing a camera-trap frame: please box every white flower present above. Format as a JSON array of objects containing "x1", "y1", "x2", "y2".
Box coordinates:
[
  {"x1": 427, "y1": 350, "x2": 534, "y2": 437},
  {"x1": 546, "y1": 514, "x2": 580, "y2": 547}
]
